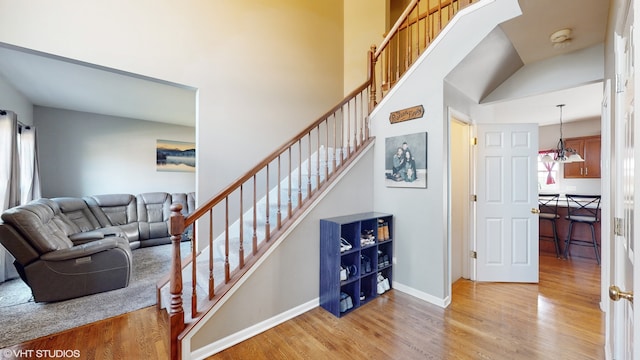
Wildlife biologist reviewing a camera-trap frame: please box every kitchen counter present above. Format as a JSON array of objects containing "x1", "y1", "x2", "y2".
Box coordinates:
[{"x1": 539, "y1": 206, "x2": 601, "y2": 261}]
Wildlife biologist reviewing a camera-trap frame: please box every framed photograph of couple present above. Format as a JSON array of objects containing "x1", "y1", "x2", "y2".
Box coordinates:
[{"x1": 384, "y1": 132, "x2": 427, "y2": 188}]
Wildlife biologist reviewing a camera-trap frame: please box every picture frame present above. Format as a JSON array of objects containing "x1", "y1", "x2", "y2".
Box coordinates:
[
  {"x1": 156, "y1": 139, "x2": 196, "y2": 172},
  {"x1": 384, "y1": 132, "x2": 427, "y2": 188}
]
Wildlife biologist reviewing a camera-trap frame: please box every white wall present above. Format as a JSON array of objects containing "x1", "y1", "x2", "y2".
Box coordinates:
[
  {"x1": 343, "y1": 0, "x2": 387, "y2": 93},
  {"x1": 484, "y1": 43, "x2": 605, "y2": 103},
  {"x1": 539, "y1": 117, "x2": 601, "y2": 149},
  {"x1": 370, "y1": 0, "x2": 522, "y2": 303},
  {"x1": 0, "y1": 0, "x2": 345, "y2": 204},
  {"x1": 34, "y1": 106, "x2": 195, "y2": 197},
  {"x1": 0, "y1": 73, "x2": 33, "y2": 126}
]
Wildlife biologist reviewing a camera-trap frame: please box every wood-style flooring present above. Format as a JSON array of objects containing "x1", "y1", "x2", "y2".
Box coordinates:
[{"x1": 2, "y1": 254, "x2": 603, "y2": 359}]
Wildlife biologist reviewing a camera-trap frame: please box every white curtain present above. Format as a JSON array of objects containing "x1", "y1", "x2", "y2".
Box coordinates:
[
  {"x1": 0, "y1": 111, "x2": 41, "y2": 282},
  {"x1": 0, "y1": 111, "x2": 19, "y2": 211},
  {"x1": 19, "y1": 126, "x2": 41, "y2": 204}
]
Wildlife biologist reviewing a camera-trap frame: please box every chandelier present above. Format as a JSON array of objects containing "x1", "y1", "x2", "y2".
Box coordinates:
[{"x1": 541, "y1": 104, "x2": 584, "y2": 163}]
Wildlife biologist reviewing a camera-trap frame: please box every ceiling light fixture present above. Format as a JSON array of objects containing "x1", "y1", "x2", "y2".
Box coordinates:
[
  {"x1": 542, "y1": 104, "x2": 584, "y2": 163},
  {"x1": 550, "y1": 28, "x2": 572, "y2": 49}
]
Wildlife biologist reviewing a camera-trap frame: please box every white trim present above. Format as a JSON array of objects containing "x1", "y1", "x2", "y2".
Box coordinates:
[
  {"x1": 191, "y1": 298, "x2": 319, "y2": 360},
  {"x1": 447, "y1": 107, "x2": 474, "y2": 284},
  {"x1": 600, "y1": 79, "x2": 611, "y2": 314},
  {"x1": 182, "y1": 141, "x2": 376, "y2": 359},
  {"x1": 393, "y1": 282, "x2": 450, "y2": 308},
  {"x1": 449, "y1": 108, "x2": 471, "y2": 124}
]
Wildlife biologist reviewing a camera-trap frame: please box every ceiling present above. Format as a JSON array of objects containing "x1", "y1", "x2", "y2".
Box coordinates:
[
  {"x1": 446, "y1": 0, "x2": 610, "y2": 125},
  {"x1": 0, "y1": 0, "x2": 609, "y2": 127},
  {"x1": 0, "y1": 45, "x2": 197, "y2": 127}
]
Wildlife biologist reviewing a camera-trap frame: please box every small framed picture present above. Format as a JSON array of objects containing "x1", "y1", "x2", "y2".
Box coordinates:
[
  {"x1": 384, "y1": 132, "x2": 427, "y2": 188},
  {"x1": 156, "y1": 139, "x2": 196, "y2": 172}
]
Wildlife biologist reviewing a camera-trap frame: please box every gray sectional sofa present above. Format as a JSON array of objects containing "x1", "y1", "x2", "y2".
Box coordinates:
[{"x1": 0, "y1": 192, "x2": 195, "y2": 302}]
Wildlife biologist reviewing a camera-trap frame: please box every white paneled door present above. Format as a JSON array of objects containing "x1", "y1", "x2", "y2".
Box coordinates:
[
  {"x1": 609, "y1": 3, "x2": 637, "y2": 357},
  {"x1": 476, "y1": 124, "x2": 539, "y2": 283}
]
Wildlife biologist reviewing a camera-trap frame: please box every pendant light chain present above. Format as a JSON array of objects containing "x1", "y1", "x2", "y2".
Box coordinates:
[{"x1": 541, "y1": 104, "x2": 584, "y2": 164}]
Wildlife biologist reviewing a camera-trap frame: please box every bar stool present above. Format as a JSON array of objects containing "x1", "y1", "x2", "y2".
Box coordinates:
[
  {"x1": 563, "y1": 194, "x2": 601, "y2": 264},
  {"x1": 538, "y1": 193, "x2": 561, "y2": 258}
]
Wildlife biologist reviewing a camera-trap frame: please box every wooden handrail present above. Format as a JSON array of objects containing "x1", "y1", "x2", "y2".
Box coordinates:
[
  {"x1": 184, "y1": 80, "x2": 371, "y2": 227},
  {"x1": 167, "y1": 76, "x2": 372, "y2": 360},
  {"x1": 375, "y1": 0, "x2": 419, "y2": 58},
  {"x1": 389, "y1": 0, "x2": 470, "y2": 35},
  {"x1": 369, "y1": 0, "x2": 477, "y2": 106}
]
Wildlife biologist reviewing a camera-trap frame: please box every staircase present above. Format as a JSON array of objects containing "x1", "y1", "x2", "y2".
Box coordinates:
[
  {"x1": 158, "y1": 145, "x2": 349, "y2": 319},
  {"x1": 161, "y1": 0, "x2": 478, "y2": 358}
]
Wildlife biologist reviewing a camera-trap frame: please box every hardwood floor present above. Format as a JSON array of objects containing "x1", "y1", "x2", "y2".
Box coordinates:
[
  {"x1": 1, "y1": 304, "x2": 171, "y2": 360},
  {"x1": 2, "y1": 254, "x2": 603, "y2": 360}
]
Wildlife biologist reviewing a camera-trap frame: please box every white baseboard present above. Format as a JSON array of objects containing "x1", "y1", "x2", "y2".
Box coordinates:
[
  {"x1": 181, "y1": 142, "x2": 375, "y2": 359},
  {"x1": 392, "y1": 281, "x2": 450, "y2": 308},
  {"x1": 191, "y1": 298, "x2": 319, "y2": 360},
  {"x1": 191, "y1": 282, "x2": 449, "y2": 359}
]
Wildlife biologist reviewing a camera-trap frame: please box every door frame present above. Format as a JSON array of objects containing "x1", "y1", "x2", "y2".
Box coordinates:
[
  {"x1": 602, "y1": 77, "x2": 616, "y2": 359},
  {"x1": 447, "y1": 107, "x2": 474, "y2": 284}
]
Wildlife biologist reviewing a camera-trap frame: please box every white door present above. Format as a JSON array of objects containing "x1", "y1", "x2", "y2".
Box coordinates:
[
  {"x1": 609, "y1": 4, "x2": 637, "y2": 357},
  {"x1": 475, "y1": 123, "x2": 539, "y2": 282}
]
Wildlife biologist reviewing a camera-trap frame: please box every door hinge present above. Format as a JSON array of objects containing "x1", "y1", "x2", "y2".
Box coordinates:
[
  {"x1": 616, "y1": 73, "x2": 625, "y2": 93},
  {"x1": 615, "y1": 217, "x2": 625, "y2": 236},
  {"x1": 472, "y1": 137, "x2": 478, "y2": 145},
  {"x1": 471, "y1": 194, "x2": 477, "y2": 202},
  {"x1": 470, "y1": 251, "x2": 477, "y2": 259}
]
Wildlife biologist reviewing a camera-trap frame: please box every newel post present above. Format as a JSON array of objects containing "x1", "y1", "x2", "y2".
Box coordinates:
[
  {"x1": 368, "y1": 44, "x2": 377, "y2": 116},
  {"x1": 169, "y1": 203, "x2": 185, "y2": 360}
]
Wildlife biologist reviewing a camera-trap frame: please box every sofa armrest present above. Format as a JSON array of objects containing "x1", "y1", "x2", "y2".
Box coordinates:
[
  {"x1": 40, "y1": 238, "x2": 125, "y2": 261},
  {"x1": 68, "y1": 230, "x2": 105, "y2": 244}
]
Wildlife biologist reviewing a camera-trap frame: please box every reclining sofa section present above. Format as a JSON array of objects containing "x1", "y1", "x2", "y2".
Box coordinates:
[{"x1": 0, "y1": 191, "x2": 195, "y2": 302}]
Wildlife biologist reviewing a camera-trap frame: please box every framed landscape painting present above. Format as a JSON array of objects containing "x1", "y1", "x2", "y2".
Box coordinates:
[
  {"x1": 384, "y1": 132, "x2": 427, "y2": 188},
  {"x1": 156, "y1": 139, "x2": 195, "y2": 172}
]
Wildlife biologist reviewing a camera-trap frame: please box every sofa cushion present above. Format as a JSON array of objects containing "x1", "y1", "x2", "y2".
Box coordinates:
[
  {"x1": 136, "y1": 192, "x2": 171, "y2": 241},
  {"x1": 0, "y1": 222, "x2": 40, "y2": 267},
  {"x1": 171, "y1": 192, "x2": 196, "y2": 215},
  {"x1": 52, "y1": 197, "x2": 101, "y2": 232},
  {"x1": 84, "y1": 194, "x2": 137, "y2": 226},
  {"x1": 170, "y1": 192, "x2": 195, "y2": 240},
  {"x1": 38, "y1": 199, "x2": 82, "y2": 236},
  {"x1": 84, "y1": 194, "x2": 140, "y2": 245},
  {"x1": 1, "y1": 200, "x2": 74, "y2": 254}
]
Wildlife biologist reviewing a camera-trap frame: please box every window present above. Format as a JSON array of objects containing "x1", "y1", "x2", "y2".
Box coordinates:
[
  {"x1": 537, "y1": 152, "x2": 558, "y2": 192},
  {"x1": 1, "y1": 111, "x2": 40, "y2": 282}
]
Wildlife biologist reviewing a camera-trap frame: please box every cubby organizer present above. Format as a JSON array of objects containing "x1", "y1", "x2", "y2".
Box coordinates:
[{"x1": 319, "y1": 212, "x2": 393, "y2": 317}]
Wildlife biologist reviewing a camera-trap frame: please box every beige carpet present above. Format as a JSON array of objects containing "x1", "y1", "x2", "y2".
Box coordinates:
[{"x1": 0, "y1": 242, "x2": 189, "y2": 348}]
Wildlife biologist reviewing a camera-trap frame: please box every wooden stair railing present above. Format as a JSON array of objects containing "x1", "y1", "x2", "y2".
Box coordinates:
[
  {"x1": 369, "y1": 0, "x2": 478, "y2": 106},
  {"x1": 166, "y1": 0, "x2": 478, "y2": 358},
  {"x1": 166, "y1": 81, "x2": 373, "y2": 359}
]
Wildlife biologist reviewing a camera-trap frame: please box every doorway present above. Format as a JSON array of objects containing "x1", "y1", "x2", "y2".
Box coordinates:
[
  {"x1": 449, "y1": 112, "x2": 472, "y2": 283},
  {"x1": 449, "y1": 113, "x2": 541, "y2": 284}
]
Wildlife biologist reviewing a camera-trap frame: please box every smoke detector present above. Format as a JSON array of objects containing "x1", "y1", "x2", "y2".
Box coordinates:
[{"x1": 550, "y1": 28, "x2": 572, "y2": 48}]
